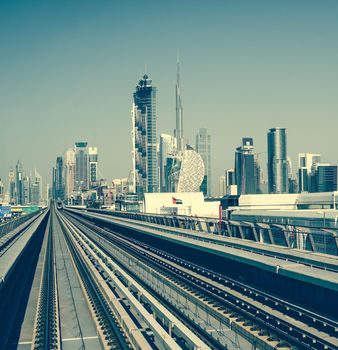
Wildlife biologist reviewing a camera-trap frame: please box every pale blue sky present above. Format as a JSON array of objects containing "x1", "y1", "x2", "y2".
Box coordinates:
[{"x1": 1, "y1": 0, "x2": 338, "y2": 194}]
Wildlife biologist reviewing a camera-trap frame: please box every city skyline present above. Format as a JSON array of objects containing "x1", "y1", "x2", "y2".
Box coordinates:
[
  {"x1": 1, "y1": 4, "x2": 337, "y2": 349},
  {"x1": 1, "y1": 1, "x2": 338, "y2": 194}
]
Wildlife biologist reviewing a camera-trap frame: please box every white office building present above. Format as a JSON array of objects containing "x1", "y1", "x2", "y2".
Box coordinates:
[{"x1": 64, "y1": 147, "x2": 76, "y2": 201}]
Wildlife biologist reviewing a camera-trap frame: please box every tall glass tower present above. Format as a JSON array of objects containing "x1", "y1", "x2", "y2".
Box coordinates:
[
  {"x1": 75, "y1": 142, "x2": 89, "y2": 191},
  {"x1": 196, "y1": 128, "x2": 211, "y2": 196},
  {"x1": 55, "y1": 156, "x2": 65, "y2": 200},
  {"x1": 88, "y1": 147, "x2": 98, "y2": 188},
  {"x1": 159, "y1": 134, "x2": 176, "y2": 192},
  {"x1": 234, "y1": 138, "x2": 255, "y2": 195},
  {"x1": 133, "y1": 75, "x2": 158, "y2": 193},
  {"x1": 15, "y1": 160, "x2": 24, "y2": 205},
  {"x1": 9, "y1": 168, "x2": 16, "y2": 204},
  {"x1": 267, "y1": 127, "x2": 288, "y2": 194},
  {"x1": 175, "y1": 57, "x2": 184, "y2": 155}
]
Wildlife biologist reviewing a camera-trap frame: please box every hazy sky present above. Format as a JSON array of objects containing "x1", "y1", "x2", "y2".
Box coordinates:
[{"x1": 1, "y1": 0, "x2": 338, "y2": 194}]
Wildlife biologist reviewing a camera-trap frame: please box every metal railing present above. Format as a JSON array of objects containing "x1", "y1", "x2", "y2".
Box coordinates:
[
  {"x1": 84, "y1": 208, "x2": 338, "y2": 256},
  {"x1": 0, "y1": 210, "x2": 43, "y2": 238}
]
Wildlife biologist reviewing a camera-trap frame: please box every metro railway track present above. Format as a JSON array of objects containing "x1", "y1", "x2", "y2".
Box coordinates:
[
  {"x1": 53, "y1": 213, "x2": 86, "y2": 350},
  {"x1": 55, "y1": 209, "x2": 131, "y2": 350},
  {"x1": 117, "y1": 232, "x2": 338, "y2": 335},
  {"x1": 59, "y1": 210, "x2": 214, "y2": 350},
  {"x1": 71, "y1": 213, "x2": 338, "y2": 330},
  {"x1": 65, "y1": 211, "x2": 338, "y2": 350},
  {"x1": 64, "y1": 212, "x2": 283, "y2": 350},
  {"x1": 32, "y1": 207, "x2": 131, "y2": 350},
  {"x1": 32, "y1": 215, "x2": 60, "y2": 350}
]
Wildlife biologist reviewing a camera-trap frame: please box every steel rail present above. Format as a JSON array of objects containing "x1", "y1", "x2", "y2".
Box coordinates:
[
  {"x1": 60, "y1": 210, "x2": 211, "y2": 350},
  {"x1": 32, "y1": 215, "x2": 60, "y2": 350},
  {"x1": 69, "y1": 212, "x2": 337, "y2": 332},
  {"x1": 66, "y1": 212, "x2": 338, "y2": 350},
  {"x1": 55, "y1": 209, "x2": 133, "y2": 350}
]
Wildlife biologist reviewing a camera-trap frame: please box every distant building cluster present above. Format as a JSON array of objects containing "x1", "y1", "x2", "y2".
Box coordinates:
[
  {"x1": 0, "y1": 161, "x2": 45, "y2": 206},
  {"x1": 219, "y1": 128, "x2": 337, "y2": 197},
  {"x1": 52, "y1": 139, "x2": 148, "y2": 208},
  {"x1": 52, "y1": 142, "x2": 109, "y2": 205}
]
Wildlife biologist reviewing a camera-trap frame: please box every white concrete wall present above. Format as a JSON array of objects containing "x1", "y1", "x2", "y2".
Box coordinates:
[
  {"x1": 239, "y1": 193, "x2": 298, "y2": 210},
  {"x1": 238, "y1": 192, "x2": 337, "y2": 211},
  {"x1": 143, "y1": 192, "x2": 220, "y2": 218}
]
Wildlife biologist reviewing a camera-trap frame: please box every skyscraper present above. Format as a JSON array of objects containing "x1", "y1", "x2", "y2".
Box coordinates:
[
  {"x1": 31, "y1": 169, "x2": 43, "y2": 204},
  {"x1": 226, "y1": 169, "x2": 235, "y2": 187},
  {"x1": 298, "y1": 167, "x2": 309, "y2": 192},
  {"x1": 287, "y1": 156, "x2": 297, "y2": 193},
  {"x1": 132, "y1": 74, "x2": 158, "y2": 194},
  {"x1": 131, "y1": 103, "x2": 146, "y2": 195},
  {"x1": 287, "y1": 156, "x2": 293, "y2": 180},
  {"x1": 299, "y1": 153, "x2": 321, "y2": 171},
  {"x1": 54, "y1": 156, "x2": 65, "y2": 200},
  {"x1": 196, "y1": 128, "x2": 211, "y2": 196},
  {"x1": 254, "y1": 159, "x2": 262, "y2": 194},
  {"x1": 31, "y1": 182, "x2": 40, "y2": 205},
  {"x1": 159, "y1": 134, "x2": 176, "y2": 192},
  {"x1": 64, "y1": 147, "x2": 76, "y2": 201},
  {"x1": 45, "y1": 183, "x2": 50, "y2": 205},
  {"x1": 75, "y1": 142, "x2": 89, "y2": 191},
  {"x1": 218, "y1": 175, "x2": 226, "y2": 196},
  {"x1": 167, "y1": 56, "x2": 205, "y2": 194},
  {"x1": 315, "y1": 165, "x2": 337, "y2": 192},
  {"x1": 23, "y1": 175, "x2": 30, "y2": 204},
  {"x1": 15, "y1": 161, "x2": 24, "y2": 205},
  {"x1": 234, "y1": 138, "x2": 255, "y2": 195},
  {"x1": 88, "y1": 147, "x2": 98, "y2": 188},
  {"x1": 175, "y1": 55, "x2": 184, "y2": 155},
  {"x1": 9, "y1": 168, "x2": 15, "y2": 204},
  {"x1": 225, "y1": 168, "x2": 237, "y2": 195},
  {"x1": 267, "y1": 127, "x2": 288, "y2": 194},
  {"x1": 298, "y1": 153, "x2": 321, "y2": 192}
]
